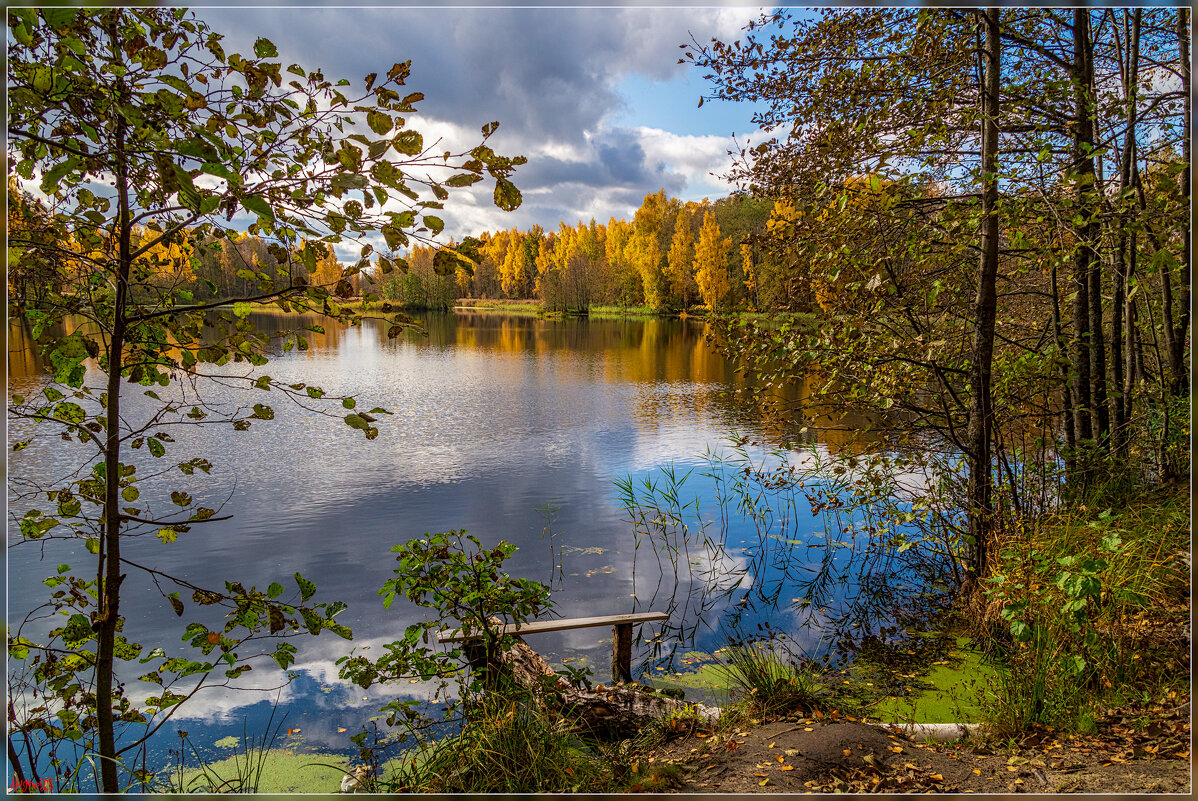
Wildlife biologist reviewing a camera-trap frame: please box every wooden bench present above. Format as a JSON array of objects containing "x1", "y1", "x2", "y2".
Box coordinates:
[{"x1": 436, "y1": 612, "x2": 670, "y2": 683}]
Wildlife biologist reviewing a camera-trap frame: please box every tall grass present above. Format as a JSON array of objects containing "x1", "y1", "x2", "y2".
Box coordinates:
[
  {"x1": 161, "y1": 703, "x2": 286, "y2": 792},
  {"x1": 388, "y1": 695, "x2": 619, "y2": 793},
  {"x1": 980, "y1": 487, "x2": 1190, "y2": 734},
  {"x1": 714, "y1": 642, "x2": 830, "y2": 718}
]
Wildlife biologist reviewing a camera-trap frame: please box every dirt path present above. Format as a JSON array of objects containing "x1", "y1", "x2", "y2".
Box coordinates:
[{"x1": 641, "y1": 705, "x2": 1190, "y2": 794}]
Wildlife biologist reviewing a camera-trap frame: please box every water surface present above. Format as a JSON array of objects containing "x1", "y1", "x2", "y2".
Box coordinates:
[{"x1": 8, "y1": 311, "x2": 919, "y2": 775}]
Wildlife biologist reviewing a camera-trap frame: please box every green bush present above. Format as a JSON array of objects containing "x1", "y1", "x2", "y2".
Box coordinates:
[{"x1": 981, "y1": 494, "x2": 1190, "y2": 733}]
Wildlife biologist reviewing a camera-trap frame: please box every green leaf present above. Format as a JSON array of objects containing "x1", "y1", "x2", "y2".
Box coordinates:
[
  {"x1": 445, "y1": 173, "x2": 483, "y2": 188},
  {"x1": 254, "y1": 37, "x2": 278, "y2": 58},
  {"x1": 331, "y1": 172, "x2": 369, "y2": 190},
  {"x1": 294, "y1": 572, "x2": 316, "y2": 602},
  {"x1": 493, "y1": 178, "x2": 522, "y2": 211},
  {"x1": 344, "y1": 413, "x2": 371, "y2": 431},
  {"x1": 382, "y1": 224, "x2": 408, "y2": 251},
  {"x1": 200, "y1": 162, "x2": 242, "y2": 186},
  {"x1": 20, "y1": 511, "x2": 58, "y2": 540},
  {"x1": 9, "y1": 637, "x2": 34, "y2": 659},
  {"x1": 122, "y1": 486, "x2": 140, "y2": 503},
  {"x1": 271, "y1": 643, "x2": 297, "y2": 670},
  {"x1": 393, "y1": 130, "x2": 423, "y2": 156},
  {"x1": 240, "y1": 194, "x2": 276, "y2": 221},
  {"x1": 52, "y1": 401, "x2": 86, "y2": 424},
  {"x1": 43, "y1": 8, "x2": 79, "y2": 30},
  {"x1": 41, "y1": 157, "x2": 81, "y2": 195},
  {"x1": 267, "y1": 582, "x2": 285, "y2": 599},
  {"x1": 148, "y1": 438, "x2": 166, "y2": 458},
  {"x1": 423, "y1": 215, "x2": 444, "y2": 235},
  {"x1": 366, "y1": 110, "x2": 393, "y2": 135},
  {"x1": 342, "y1": 398, "x2": 356, "y2": 409},
  {"x1": 158, "y1": 528, "x2": 178, "y2": 544},
  {"x1": 140, "y1": 647, "x2": 167, "y2": 663},
  {"x1": 11, "y1": 22, "x2": 32, "y2": 47},
  {"x1": 433, "y1": 250, "x2": 463, "y2": 276}
]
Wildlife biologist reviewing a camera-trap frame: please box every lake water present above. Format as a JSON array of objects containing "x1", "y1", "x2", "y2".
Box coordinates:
[{"x1": 7, "y1": 311, "x2": 941, "y2": 778}]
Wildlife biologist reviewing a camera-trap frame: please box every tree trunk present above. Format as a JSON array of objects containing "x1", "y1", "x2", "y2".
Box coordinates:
[
  {"x1": 1051, "y1": 252, "x2": 1076, "y2": 472},
  {"x1": 1070, "y1": 9, "x2": 1098, "y2": 481},
  {"x1": 1172, "y1": 8, "x2": 1191, "y2": 397},
  {"x1": 965, "y1": 7, "x2": 1001, "y2": 582},
  {"x1": 1110, "y1": 8, "x2": 1142, "y2": 454},
  {"x1": 1082, "y1": 12, "x2": 1111, "y2": 452},
  {"x1": 96, "y1": 41, "x2": 132, "y2": 792}
]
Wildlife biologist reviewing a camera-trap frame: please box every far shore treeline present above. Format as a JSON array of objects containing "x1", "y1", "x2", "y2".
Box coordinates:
[{"x1": 9, "y1": 182, "x2": 779, "y2": 315}]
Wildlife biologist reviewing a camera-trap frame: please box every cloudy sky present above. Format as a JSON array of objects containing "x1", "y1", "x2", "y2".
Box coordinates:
[{"x1": 195, "y1": 5, "x2": 770, "y2": 244}]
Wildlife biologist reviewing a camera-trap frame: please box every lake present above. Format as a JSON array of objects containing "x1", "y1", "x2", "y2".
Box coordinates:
[{"x1": 7, "y1": 311, "x2": 941, "y2": 775}]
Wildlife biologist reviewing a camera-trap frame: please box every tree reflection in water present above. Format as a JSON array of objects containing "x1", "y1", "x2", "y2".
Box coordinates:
[{"x1": 618, "y1": 439, "x2": 963, "y2": 676}]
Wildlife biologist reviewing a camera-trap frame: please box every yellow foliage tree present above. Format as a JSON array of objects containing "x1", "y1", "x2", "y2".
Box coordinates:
[
  {"x1": 693, "y1": 210, "x2": 732, "y2": 310},
  {"x1": 667, "y1": 205, "x2": 696, "y2": 307},
  {"x1": 499, "y1": 229, "x2": 526, "y2": 297}
]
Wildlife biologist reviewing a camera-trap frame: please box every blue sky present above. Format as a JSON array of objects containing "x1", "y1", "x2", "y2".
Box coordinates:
[{"x1": 194, "y1": 5, "x2": 771, "y2": 244}]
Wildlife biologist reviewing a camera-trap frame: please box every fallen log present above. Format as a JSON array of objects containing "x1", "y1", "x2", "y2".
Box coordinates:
[{"x1": 461, "y1": 619, "x2": 719, "y2": 738}]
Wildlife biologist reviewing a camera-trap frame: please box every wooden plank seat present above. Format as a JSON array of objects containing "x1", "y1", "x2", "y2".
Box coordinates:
[{"x1": 436, "y1": 611, "x2": 669, "y2": 683}]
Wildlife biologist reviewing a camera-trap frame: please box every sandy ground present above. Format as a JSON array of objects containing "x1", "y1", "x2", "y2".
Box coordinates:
[{"x1": 640, "y1": 703, "x2": 1190, "y2": 794}]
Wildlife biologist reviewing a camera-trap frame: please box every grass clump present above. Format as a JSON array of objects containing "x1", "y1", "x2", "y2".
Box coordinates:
[{"x1": 714, "y1": 642, "x2": 832, "y2": 718}]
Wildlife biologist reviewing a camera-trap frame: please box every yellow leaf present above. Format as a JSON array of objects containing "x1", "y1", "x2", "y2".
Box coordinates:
[
  {"x1": 929, "y1": 773, "x2": 944, "y2": 782},
  {"x1": 780, "y1": 765, "x2": 794, "y2": 771},
  {"x1": 338, "y1": 727, "x2": 347, "y2": 733}
]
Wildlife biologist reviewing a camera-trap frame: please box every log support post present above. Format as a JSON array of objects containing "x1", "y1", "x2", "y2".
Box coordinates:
[{"x1": 612, "y1": 622, "x2": 634, "y2": 684}]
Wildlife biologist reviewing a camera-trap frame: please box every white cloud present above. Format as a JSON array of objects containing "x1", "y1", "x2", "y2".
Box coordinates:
[
  {"x1": 192, "y1": 6, "x2": 765, "y2": 242},
  {"x1": 631, "y1": 126, "x2": 739, "y2": 198}
]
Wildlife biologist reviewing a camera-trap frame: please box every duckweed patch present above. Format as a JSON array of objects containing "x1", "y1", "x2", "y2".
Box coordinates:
[
  {"x1": 646, "y1": 639, "x2": 994, "y2": 724},
  {"x1": 166, "y1": 748, "x2": 351, "y2": 794},
  {"x1": 866, "y1": 641, "x2": 994, "y2": 724}
]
